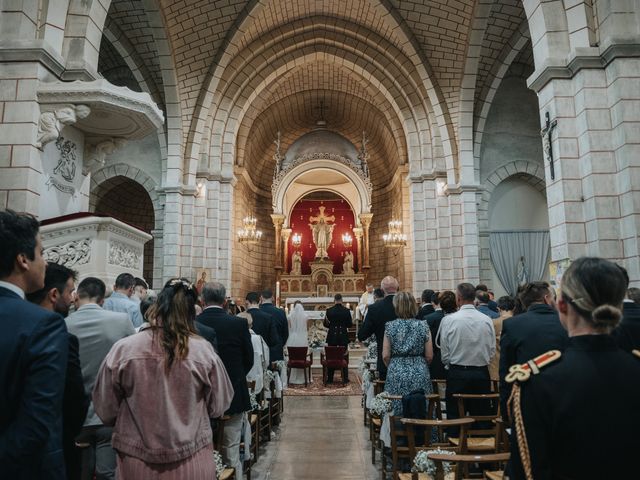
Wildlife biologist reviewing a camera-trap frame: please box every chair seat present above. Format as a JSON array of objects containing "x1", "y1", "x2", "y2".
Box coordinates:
[
  {"x1": 398, "y1": 472, "x2": 455, "y2": 480},
  {"x1": 449, "y1": 436, "x2": 496, "y2": 451},
  {"x1": 219, "y1": 467, "x2": 235, "y2": 480},
  {"x1": 484, "y1": 470, "x2": 504, "y2": 480},
  {"x1": 321, "y1": 360, "x2": 348, "y2": 368},
  {"x1": 288, "y1": 360, "x2": 311, "y2": 368}
]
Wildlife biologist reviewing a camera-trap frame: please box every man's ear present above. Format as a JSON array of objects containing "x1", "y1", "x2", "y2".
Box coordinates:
[
  {"x1": 48, "y1": 288, "x2": 59, "y2": 306},
  {"x1": 15, "y1": 252, "x2": 30, "y2": 273},
  {"x1": 556, "y1": 296, "x2": 569, "y2": 315}
]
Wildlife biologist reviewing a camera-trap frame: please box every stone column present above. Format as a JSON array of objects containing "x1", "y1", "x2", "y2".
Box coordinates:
[
  {"x1": 353, "y1": 227, "x2": 363, "y2": 273},
  {"x1": 270, "y1": 214, "x2": 285, "y2": 277},
  {"x1": 359, "y1": 213, "x2": 373, "y2": 274},
  {"x1": 281, "y1": 228, "x2": 292, "y2": 274}
]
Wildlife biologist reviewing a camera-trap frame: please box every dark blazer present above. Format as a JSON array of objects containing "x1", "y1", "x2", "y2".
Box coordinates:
[
  {"x1": 63, "y1": 333, "x2": 89, "y2": 479},
  {"x1": 260, "y1": 303, "x2": 289, "y2": 361},
  {"x1": 325, "y1": 304, "x2": 353, "y2": 346},
  {"x1": 416, "y1": 304, "x2": 435, "y2": 320},
  {"x1": 195, "y1": 321, "x2": 218, "y2": 352},
  {"x1": 197, "y1": 307, "x2": 254, "y2": 415},
  {"x1": 0, "y1": 286, "x2": 69, "y2": 479},
  {"x1": 247, "y1": 307, "x2": 281, "y2": 356},
  {"x1": 424, "y1": 310, "x2": 446, "y2": 380},
  {"x1": 357, "y1": 294, "x2": 396, "y2": 379},
  {"x1": 499, "y1": 303, "x2": 568, "y2": 418},
  {"x1": 488, "y1": 299, "x2": 499, "y2": 313},
  {"x1": 611, "y1": 302, "x2": 640, "y2": 353}
]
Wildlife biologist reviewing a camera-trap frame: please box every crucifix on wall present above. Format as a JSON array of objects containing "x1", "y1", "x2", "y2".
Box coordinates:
[{"x1": 541, "y1": 111, "x2": 558, "y2": 180}]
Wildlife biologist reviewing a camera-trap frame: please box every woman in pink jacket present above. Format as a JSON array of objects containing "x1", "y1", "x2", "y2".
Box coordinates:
[{"x1": 93, "y1": 278, "x2": 234, "y2": 479}]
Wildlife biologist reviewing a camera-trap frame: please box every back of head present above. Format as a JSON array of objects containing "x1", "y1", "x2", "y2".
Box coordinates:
[
  {"x1": 456, "y1": 283, "x2": 476, "y2": 303},
  {"x1": 497, "y1": 295, "x2": 515, "y2": 312},
  {"x1": 246, "y1": 291, "x2": 260, "y2": 305},
  {"x1": 77, "y1": 277, "x2": 107, "y2": 303},
  {"x1": 114, "y1": 272, "x2": 135, "y2": 291},
  {"x1": 381, "y1": 276, "x2": 399, "y2": 295},
  {"x1": 475, "y1": 290, "x2": 490, "y2": 304},
  {"x1": 518, "y1": 281, "x2": 551, "y2": 309},
  {"x1": 0, "y1": 209, "x2": 41, "y2": 286},
  {"x1": 26, "y1": 262, "x2": 77, "y2": 307},
  {"x1": 421, "y1": 289, "x2": 434, "y2": 304},
  {"x1": 146, "y1": 277, "x2": 198, "y2": 369},
  {"x1": 261, "y1": 289, "x2": 273, "y2": 301},
  {"x1": 373, "y1": 288, "x2": 385, "y2": 300},
  {"x1": 627, "y1": 287, "x2": 640, "y2": 304},
  {"x1": 393, "y1": 291, "x2": 418, "y2": 319},
  {"x1": 476, "y1": 284, "x2": 488, "y2": 293},
  {"x1": 202, "y1": 281, "x2": 226, "y2": 306},
  {"x1": 561, "y1": 257, "x2": 627, "y2": 332},
  {"x1": 439, "y1": 291, "x2": 457, "y2": 314},
  {"x1": 431, "y1": 291, "x2": 440, "y2": 306},
  {"x1": 134, "y1": 277, "x2": 148, "y2": 290},
  {"x1": 334, "y1": 293, "x2": 343, "y2": 302}
]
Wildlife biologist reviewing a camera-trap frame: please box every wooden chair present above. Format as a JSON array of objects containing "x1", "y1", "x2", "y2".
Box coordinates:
[
  {"x1": 395, "y1": 417, "x2": 474, "y2": 480},
  {"x1": 426, "y1": 452, "x2": 510, "y2": 480},
  {"x1": 286, "y1": 346, "x2": 312, "y2": 386},
  {"x1": 269, "y1": 377, "x2": 282, "y2": 427},
  {"x1": 241, "y1": 381, "x2": 259, "y2": 479},
  {"x1": 256, "y1": 388, "x2": 271, "y2": 444},
  {"x1": 321, "y1": 346, "x2": 349, "y2": 384},
  {"x1": 448, "y1": 394, "x2": 501, "y2": 453}
]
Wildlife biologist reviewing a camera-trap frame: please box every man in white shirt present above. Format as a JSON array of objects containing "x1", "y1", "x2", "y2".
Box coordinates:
[
  {"x1": 356, "y1": 283, "x2": 375, "y2": 322},
  {"x1": 438, "y1": 282, "x2": 495, "y2": 431}
]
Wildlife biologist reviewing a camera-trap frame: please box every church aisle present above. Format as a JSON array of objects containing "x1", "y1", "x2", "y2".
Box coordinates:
[{"x1": 251, "y1": 396, "x2": 380, "y2": 479}]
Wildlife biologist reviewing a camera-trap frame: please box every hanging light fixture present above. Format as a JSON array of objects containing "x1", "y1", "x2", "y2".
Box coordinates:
[
  {"x1": 237, "y1": 216, "x2": 263, "y2": 246},
  {"x1": 342, "y1": 232, "x2": 353, "y2": 248},
  {"x1": 383, "y1": 220, "x2": 407, "y2": 248}
]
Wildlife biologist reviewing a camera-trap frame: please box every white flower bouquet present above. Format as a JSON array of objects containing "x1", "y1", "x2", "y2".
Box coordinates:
[
  {"x1": 369, "y1": 393, "x2": 392, "y2": 417},
  {"x1": 412, "y1": 448, "x2": 454, "y2": 476}
]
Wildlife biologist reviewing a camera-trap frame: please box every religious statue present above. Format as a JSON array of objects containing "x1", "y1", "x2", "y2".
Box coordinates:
[
  {"x1": 308, "y1": 206, "x2": 336, "y2": 259},
  {"x1": 36, "y1": 104, "x2": 91, "y2": 150},
  {"x1": 291, "y1": 250, "x2": 302, "y2": 275},
  {"x1": 342, "y1": 251, "x2": 354, "y2": 274},
  {"x1": 516, "y1": 256, "x2": 529, "y2": 286},
  {"x1": 195, "y1": 271, "x2": 207, "y2": 294}
]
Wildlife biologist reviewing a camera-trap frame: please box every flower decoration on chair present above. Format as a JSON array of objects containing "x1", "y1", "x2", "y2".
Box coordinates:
[
  {"x1": 370, "y1": 393, "x2": 393, "y2": 417},
  {"x1": 412, "y1": 449, "x2": 455, "y2": 476},
  {"x1": 213, "y1": 450, "x2": 226, "y2": 479},
  {"x1": 383, "y1": 220, "x2": 407, "y2": 248},
  {"x1": 366, "y1": 340, "x2": 378, "y2": 360},
  {"x1": 237, "y1": 216, "x2": 263, "y2": 246}
]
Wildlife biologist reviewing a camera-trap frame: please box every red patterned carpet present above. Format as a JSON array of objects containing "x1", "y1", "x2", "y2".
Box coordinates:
[{"x1": 284, "y1": 369, "x2": 362, "y2": 396}]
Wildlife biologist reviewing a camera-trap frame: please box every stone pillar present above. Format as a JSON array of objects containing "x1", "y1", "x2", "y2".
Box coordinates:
[
  {"x1": 359, "y1": 213, "x2": 373, "y2": 274},
  {"x1": 270, "y1": 214, "x2": 285, "y2": 277},
  {"x1": 281, "y1": 227, "x2": 292, "y2": 274},
  {"x1": 353, "y1": 227, "x2": 363, "y2": 273}
]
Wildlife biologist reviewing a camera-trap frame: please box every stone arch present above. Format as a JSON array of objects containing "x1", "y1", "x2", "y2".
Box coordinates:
[
  {"x1": 478, "y1": 161, "x2": 546, "y2": 232},
  {"x1": 89, "y1": 163, "x2": 161, "y2": 215},
  {"x1": 188, "y1": 12, "x2": 457, "y2": 184}
]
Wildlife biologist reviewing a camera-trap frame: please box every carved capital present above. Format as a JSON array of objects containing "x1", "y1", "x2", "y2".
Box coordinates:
[
  {"x1": 270, "y1": 214, "x2": 286, "y2": 227},
  {"x1": 359, "y1": 213, "x2": 374, "y2": 228},
  {"x1": 352, "y1": 227, "x2": 363, "y2": 239},
  {"x1": 281, "y1": 228, "x2": 292, "y2": 241}
]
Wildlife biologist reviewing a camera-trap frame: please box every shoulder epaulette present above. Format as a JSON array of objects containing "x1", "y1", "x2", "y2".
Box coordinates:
[
  {"x1": 505, "y1": 349, "x2": 561, "y2": 384},
  {"x1": 633, "y1": 349, "x2": 640, "y2": 360}
]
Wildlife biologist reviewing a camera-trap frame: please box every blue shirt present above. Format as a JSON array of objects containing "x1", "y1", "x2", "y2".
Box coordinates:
[
  {"x1": 477, "y1": 304, "x2": 500, "y2": 319},
  {"x1": 103, "y1": 292, "x2": 144, "y2": 328}
]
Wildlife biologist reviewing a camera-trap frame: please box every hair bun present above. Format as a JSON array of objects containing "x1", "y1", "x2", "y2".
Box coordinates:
[{"x1": 591, "y1": 304, "x2": 622, "y2": 330}]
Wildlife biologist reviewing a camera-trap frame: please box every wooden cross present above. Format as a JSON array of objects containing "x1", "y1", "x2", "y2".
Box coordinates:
[{"x1": 541, "y1": 111, "x2": 558, "y2": 180}]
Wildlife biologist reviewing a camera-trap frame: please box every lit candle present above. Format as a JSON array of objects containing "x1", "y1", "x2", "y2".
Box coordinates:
[{"x1": 276, "y1": 281, "x2": 280, "y2": 306}]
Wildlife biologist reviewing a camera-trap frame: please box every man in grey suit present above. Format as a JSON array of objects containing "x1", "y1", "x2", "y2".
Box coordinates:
[{"x1": 66, "y1": 277, "x2": 135, "y2": 480}]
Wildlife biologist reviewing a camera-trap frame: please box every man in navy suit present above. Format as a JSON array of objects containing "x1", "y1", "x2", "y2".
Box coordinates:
[
  {"x1": 260, "y1": 289, "x2": 289, "y2": 361},
  {"x1": 357, "y1": 276, "x2": 399, "y2": 380},
  {"x1": 246, "y1": 291, "x2": 281, "y2": 361},
  {"x1": 197, "y1": 281, "x2": 253, "y2": 478},
  {"x1": 0, "y1": 210, "x2": 69, "y2": 479}
]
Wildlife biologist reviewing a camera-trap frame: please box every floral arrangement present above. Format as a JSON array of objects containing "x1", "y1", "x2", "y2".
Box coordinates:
[
  {"x1": 213, "y1": 450, "x2": 226, "y2": 479},
  {"x1": 249, "y1": 392, "x2": 259, "y2": 411},
  {"x1": 412, "y1": 448, "x2": 454, "y2": 476},
  {"x1": 358, "y1": 358, "x2": 374, "y2": 390},
  {"x1": 366, "y1": 340, "x2": 378, "y2": 360},
  {"x1": 264, "y1": 368, "x2": 278, "y2": 386},
  {"x1": 309, "y1": 338, "x2": 325, "y2": 349},
  {"x1": 273, "y1": 360, "x2": 286, "y2": 373},
  {"x1": 369, "y1": 393, "x2": 392, "y2": 417}
]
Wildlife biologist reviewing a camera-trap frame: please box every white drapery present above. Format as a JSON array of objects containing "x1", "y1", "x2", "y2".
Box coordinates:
[{"x1": 489, "y1": 230, "x2": 550, "y2": 296}]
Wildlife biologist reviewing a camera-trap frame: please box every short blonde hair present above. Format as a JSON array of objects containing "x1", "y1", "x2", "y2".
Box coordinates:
[
  {"x1": 238, "y1": 311, "x2": 253, "y2": 329},
  {"x1": 393, "y1": 291, "x2": 418, "y2": 319}
]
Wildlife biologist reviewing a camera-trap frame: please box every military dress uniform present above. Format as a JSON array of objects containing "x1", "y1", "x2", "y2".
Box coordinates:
[{"x1": 507, "y1": 335, "x2": 640, "y2": 480}]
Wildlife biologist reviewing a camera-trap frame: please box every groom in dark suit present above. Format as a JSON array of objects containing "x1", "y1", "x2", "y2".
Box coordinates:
[
  {"x1": 0, "y1": 210, "x2": 69, "y2": 480},
  {"x1": 325, "y1": 294, "x2": 353, "y2": 383},
  {"x1": 197, "y1": 281, "x2": 253, "y2": 478},
  {"x1": 260, "y1": 289, "x2": 289, "y2": 361}
]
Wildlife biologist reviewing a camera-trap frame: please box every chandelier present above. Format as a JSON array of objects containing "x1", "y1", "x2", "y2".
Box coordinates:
[
  {"x1": 342, "y1": 233, "x2": 353, "y2": 248},
  {"x1": 292, "y1": 232, "x2": 302, "y2": 249},
  {"x1": 383, "y1": 220, "x2": 407, "y2": 248},
  {"x1": 237, "y1": 216, "x2": 263, "y2": 245}
]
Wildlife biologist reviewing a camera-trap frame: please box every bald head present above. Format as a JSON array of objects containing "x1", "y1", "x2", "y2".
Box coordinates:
[{"x1": 381, "y1": 276, "x2": 399, "y2": 295}]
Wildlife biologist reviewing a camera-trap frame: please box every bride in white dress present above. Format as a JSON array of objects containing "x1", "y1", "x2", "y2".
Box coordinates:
[{"x1": 286, "y1": 302, "x2": 310, "y2": 385}]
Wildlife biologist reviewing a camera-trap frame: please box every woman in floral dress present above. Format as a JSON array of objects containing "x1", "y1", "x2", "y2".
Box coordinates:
[{"x1": 382, "y1": 291, "x2": 433, "y2": 415}]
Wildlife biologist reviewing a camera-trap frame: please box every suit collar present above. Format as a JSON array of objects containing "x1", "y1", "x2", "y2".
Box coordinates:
[
  {"x1": 527, "y1": 303, "x2": 555, "y2": 313},
  {"x1": 77, "y1": 303, "x2": 102, "y2": 311},
  {"x1": 0, "y1": 281, "x2": 25, "y2": 299}
]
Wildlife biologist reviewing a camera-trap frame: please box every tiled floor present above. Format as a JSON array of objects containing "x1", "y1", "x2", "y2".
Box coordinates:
[{"x1": 250, "y1": 396, "x2": 381, "y2": 479}]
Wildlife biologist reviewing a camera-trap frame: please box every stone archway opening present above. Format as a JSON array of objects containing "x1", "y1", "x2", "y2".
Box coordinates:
[{"x1": 91, "y1": 176, "x2": 155, "y2": 285}]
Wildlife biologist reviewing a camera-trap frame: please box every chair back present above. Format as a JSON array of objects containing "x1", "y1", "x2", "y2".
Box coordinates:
[
  {"x1": 287, "y1": 346, "x2": 309, "y2": 362},
  {"x1": 453, "y1": 393, "x2": 500, "y2": 441},
  {"x1": 427, "y1": 452, "x2": 510, "y2": 480},
  {"x1": 323, "y1": 345, "x2": 348, "y2": 367}
]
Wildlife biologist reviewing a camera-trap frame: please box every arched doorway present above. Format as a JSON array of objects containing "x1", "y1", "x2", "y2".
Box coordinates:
[{"x1": 91, "y1": 176, "x2": 156, "y2": 285}]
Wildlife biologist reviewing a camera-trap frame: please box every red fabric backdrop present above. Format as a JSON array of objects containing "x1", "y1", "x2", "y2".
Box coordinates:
[{"x1": 288, "y1": 198, "x2": 357, "y2": 274}]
